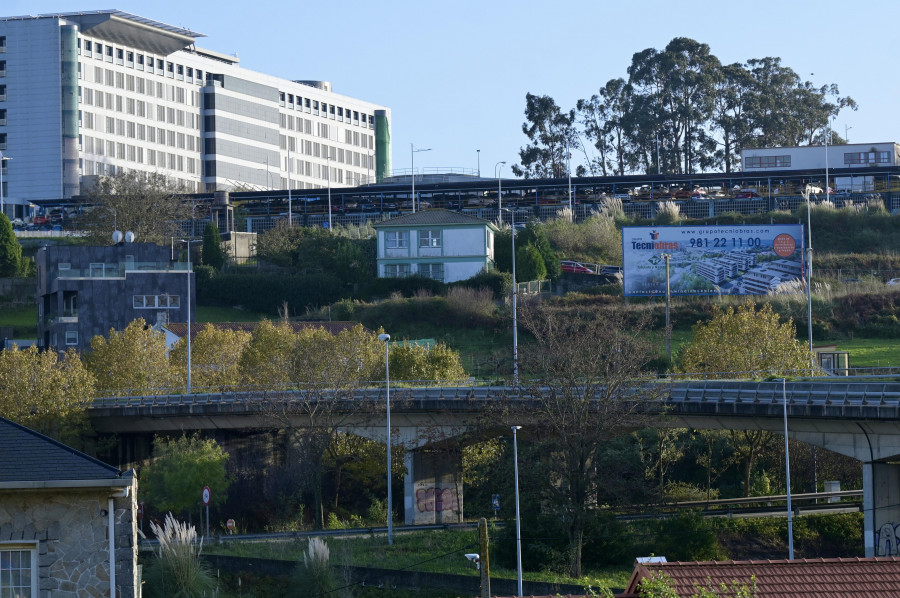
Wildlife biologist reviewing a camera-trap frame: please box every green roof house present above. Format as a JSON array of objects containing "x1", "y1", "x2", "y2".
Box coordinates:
[{"x1": 373, "y1": 209, "x2": 499, "y2": 283}]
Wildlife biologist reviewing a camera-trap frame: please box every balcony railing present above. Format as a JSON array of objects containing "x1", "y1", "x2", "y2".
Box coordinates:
[{"x1": 56, "y1": 261, "x2": 190, "y2": 279}]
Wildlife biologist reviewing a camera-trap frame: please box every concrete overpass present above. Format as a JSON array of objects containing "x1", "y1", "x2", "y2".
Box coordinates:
[{"x1": 89, "y1": 380, "x2": 900, "y2": 557}]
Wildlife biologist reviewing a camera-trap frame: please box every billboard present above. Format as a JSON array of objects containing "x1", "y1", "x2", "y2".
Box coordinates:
[{"x1": 622, "y1": 225, "x2": 806, "y2": 297}]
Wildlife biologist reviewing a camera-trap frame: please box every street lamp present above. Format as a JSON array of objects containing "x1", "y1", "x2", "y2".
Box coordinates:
[
  {"x1": 512, "y1": 425, "x2": 523, "y2": 597},
  {"x1": 495, "y1": 161, "x2": 506, "y2": 226},
  {"x1": 179, "y1": 239, "x2": 200, "y2": 393},
  {"x1": 782, "y1": 378, "x2": 794, "y2": 559},
  {"x1": 411, "y1": 144, "x2": 431, "y2": 213},
  {"x1": 378, "y1": 333, "x2": 393, "y2": 545},
  {"x1": 477, "y1": 149, "x2": 481, "y2": 177},
  {"x1": 0, "y1": 151, "x2": 10, "y2": 218},
  {"x1": 500, "y1": 208, "x2": 519, "y2": 385}
]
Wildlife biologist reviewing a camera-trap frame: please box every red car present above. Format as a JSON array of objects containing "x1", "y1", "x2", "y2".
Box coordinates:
[{"x1": 560, "y1": 260, "x2": 595, "y2": 274}]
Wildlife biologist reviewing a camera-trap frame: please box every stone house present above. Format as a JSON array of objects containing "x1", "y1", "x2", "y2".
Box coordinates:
[{"x1": 0, "y1": 416, "x2": 138, "y2": 597}]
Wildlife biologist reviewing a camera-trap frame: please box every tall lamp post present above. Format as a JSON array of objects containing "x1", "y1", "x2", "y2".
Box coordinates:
[
  {"x1": 477, "y1": 149, "x2": 481, "y2": 177},
  {"x1": 512, "y1": 425, "x2": 524, "y2": 596},
  {"x1": 410, "y1": 144, "x2": 431, "y2": 213},
  {"x1": 782, "y1": 378, "x2": 795, "y2": 559},
  {"x1": 495, "y1": 161, "x2": 506, "y2": 226},
  {"x1": 501, "y1": 208, "x2": 519, "y2": 385},
  {"x1": 378, "y1": 333, "x2": 393, "y2": 545},
  {"x1": 0, "y1": 151, "x2": 10, "y2": 217},
  {"x1": 179, "y1": 239, "x2": 200, "y2": 393}
]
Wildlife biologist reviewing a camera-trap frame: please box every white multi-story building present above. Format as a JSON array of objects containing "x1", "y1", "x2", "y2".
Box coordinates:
[{"x1": 0, "y1": 10, "x2": 392, "y2": 216}]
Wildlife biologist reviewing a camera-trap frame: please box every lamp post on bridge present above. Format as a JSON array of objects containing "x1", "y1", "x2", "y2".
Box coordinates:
[{"x1": 378, "y1": 333, "x2": 393, "y2": 545}]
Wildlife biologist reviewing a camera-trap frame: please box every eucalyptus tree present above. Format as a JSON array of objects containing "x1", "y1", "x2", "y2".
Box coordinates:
[
  {"x1": 513, "y1": 93, "x2": 577, "y2": 179},
  {"x1": 627, "y1": 37, "x2": 721, "y2": 174}
]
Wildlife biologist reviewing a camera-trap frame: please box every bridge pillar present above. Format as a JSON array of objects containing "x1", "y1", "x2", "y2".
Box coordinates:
[
  {"x1": 403, "y1": 448, "x2": 463, "y2": 525},
  {"x1": 865, "y1": 462, "x2": 900, "y2": 557}
]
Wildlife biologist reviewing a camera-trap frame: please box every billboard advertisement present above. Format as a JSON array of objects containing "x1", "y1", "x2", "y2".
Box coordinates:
[{"x1": 622, "y1": 225, "x2": 806, "y2": 297}]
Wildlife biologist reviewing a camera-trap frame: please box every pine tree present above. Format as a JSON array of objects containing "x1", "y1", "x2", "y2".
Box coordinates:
[
  {"x1": 0, "y1": 213, "x2": 22, "y2": 277},
  {"x1": 201, "y1": 221, "x2": 225, "y2": 270}
]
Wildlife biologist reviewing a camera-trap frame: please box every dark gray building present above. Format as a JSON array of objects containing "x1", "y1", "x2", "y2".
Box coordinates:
[{"x1": 36, "y1": 242, "x2": 194, "y2": 352}]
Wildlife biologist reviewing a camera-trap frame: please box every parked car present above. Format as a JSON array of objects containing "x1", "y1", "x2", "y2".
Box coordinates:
[
  {"x1": 599, "y1": 265, "x2": 623, "y2": 276},
  {"x1": 560, "y1": 260, "x2": 595, "y2": 274},
  {"x1": 888, "y1": 278, "x2": 900, "y2": 286}
]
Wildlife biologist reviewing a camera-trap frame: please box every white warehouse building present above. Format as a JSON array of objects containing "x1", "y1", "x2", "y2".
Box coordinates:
[
  {"x1": 0, "y1": 10, "x2": 392, "y2": 216},
  {"x1": 741, "y1": 142, "x2": 900, "y2": 172}
]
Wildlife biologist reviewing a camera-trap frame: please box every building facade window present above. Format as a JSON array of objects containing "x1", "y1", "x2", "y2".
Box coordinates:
[
  {"x1": 0, "y1": 545, "x2": 37, "y2": 596},
  {"x1": 133, "y1": 295, "x2": 181, "y2": 308},
  {"x1": 419, "y1": 263, "x2": 444, "y2": 282},
  {"x1": 386, "y1": 231, "x2": 409, "y2": 249},
  {"x1": 65, "y1": 330, "x2": 78, "y2": 345},
  {"x1": 844, "y1": 151, "x2": 891, "y2": 165},
  {"x1": 384, "y1": 263, "x2": 411, "y2": 278},
  {"x1": 744, "y1": 155, "x2": 791, "y2": 169},
  {"x1": 418, "y1": 230, "x2": 442, "y2": 248}
]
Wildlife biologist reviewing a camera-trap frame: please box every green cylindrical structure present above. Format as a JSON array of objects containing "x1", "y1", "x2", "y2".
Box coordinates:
[{"x1": 375, "y1": 109, "x2": 391, "y2": 183}]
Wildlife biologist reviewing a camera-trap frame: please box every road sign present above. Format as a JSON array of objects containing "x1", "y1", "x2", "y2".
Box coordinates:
[
  {"x1": 202, "y1": 486, "x2": 211, "y2": 506},
  {"x1": 226, "y1": 519, "x2": 235, "y2": 532},
  {"x1": 492, "y1": 494, "x2": 500, "y2": 512}
]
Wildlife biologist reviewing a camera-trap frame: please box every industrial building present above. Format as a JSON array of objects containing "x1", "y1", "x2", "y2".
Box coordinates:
[{"x1": 0, "y1": 10, "x2": 391, "y2": 217}]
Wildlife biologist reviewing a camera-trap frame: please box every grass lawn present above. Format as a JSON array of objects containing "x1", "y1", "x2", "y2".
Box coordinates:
[
  {"x1": 0, "y1": 305, "x2": 37, "y2": 338},
  {"x1": 195, "y1": 305, "x2": 269, "y2": 323},
  {"x1": 207, "y1": 528, "x2": 631, "y2": 592},
  {"x1": 826, "y1": 337, "x2": 900, "y2": 368}
]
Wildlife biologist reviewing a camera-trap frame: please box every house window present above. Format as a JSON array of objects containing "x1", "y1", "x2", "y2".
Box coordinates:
[
  {"x1": 386, "y1": 231, "x2": 409, "y2": 249},
  {"x1": 844, "y1": 151, "x2": 891, "y2": 165},
  {"x1": 419, "y1": 263, "x2": 444, "y2": 282},
  {"x1": 744, "y1": 155, "x2": 791, "y2": 169},
  {"x1": 419, "y1": 230, "x2": 442, "y2": 248},
  {"x1": 384, "y1": 263, "x2": 411, "y2": 278},
  {"x1": 0, "y1": 545, "x2": 37, "y2": 595},
  {"x1": 65, "y1": 330, "x2": 78, "y2": 345}
]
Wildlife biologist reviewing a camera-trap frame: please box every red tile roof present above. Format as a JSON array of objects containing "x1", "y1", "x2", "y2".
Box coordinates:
[
  {"x1": 165, "y1": 321, "x2": 362, "y2": 339},
  {"x1": 618, "y1": 557, "x2": 900, "y2": 597}
]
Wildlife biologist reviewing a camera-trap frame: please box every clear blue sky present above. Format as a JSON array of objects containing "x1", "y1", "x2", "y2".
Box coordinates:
[{"x1": 8, "y1": 0, "x2": 899, "y2": 176}]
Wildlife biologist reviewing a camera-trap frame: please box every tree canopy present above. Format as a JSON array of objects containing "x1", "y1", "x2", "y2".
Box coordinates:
[
  {"x1": 0, "y1": 213, "x2": 22, "y2": 277},
  {"x1": 141, "y1": 433, "x2": 231, "y2": 513},
  {"x1": 678, "y1": 301, "x2": 812, "y2": 378},
  {"x1": 518, "y1": 38, "x2": 856, "y2": 176},
  {"x1": 76, "y1": 170, "x2": 195, "y2": 245}
]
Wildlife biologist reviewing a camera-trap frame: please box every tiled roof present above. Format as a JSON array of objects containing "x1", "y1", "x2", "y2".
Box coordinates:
[
  {"x1": 618, "y1": 557, "x2": 900, "y2": 597},
  {"x1": 0, "y1": 417, "x2": 127, "y2": 484},
  {"x1": 165, "y1": 321, "x2": 362, "y2": 339},
  {"x1": 373, "y1": 208, "x2": 495, "y2": 228}
]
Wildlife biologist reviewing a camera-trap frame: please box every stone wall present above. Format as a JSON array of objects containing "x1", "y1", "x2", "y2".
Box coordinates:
[{"x1": 0, "y1": 484, "x2": 137, "y2": 598}]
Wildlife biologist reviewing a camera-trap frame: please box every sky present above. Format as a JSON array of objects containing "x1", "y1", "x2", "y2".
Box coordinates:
[{"x1": 6, "y1": 0, "x2": 900, "y2": 177}]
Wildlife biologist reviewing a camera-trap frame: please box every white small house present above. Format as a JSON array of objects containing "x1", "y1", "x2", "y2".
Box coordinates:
[{"x1": 373, "y1": 209, "x2": 498, "y2": 283}]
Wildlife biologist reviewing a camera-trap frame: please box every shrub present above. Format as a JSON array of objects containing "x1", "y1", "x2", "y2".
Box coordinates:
[
  {"x1": 143, "y1": 513, "x2": 216, "y2": 598},
  {"x1": 653, "y1": 511, "x2": 724, "y2": 562},
  {"x1": 445, "y1": 286, "x2": 498, "y2": 323},
  {"x1": 449, "y1": 269, "x2": 512, "y2": 300},
  {"x1": 291, "y1": 538, "x2": 335, "y2": 597}
]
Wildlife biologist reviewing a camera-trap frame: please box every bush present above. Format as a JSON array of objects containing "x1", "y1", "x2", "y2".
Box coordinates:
[
  {"x1": 653, "y1": 511, "x2": 723, "y2": 562},
  {"x1": 143, "y1": 513, "x2": 216, "y2": 598},
  {"x1": 291, "y1": 538, "x2": 335, "y2": 597},
  {"x1": 449, "y1": 269, "x2": 512, "y2": 300},
  {"x1": 197, "y1": 271, "x2": 346, "y2": 314}
]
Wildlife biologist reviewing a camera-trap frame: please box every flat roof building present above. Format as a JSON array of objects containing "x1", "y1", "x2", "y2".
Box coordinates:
[
  {"x1": 0, "y1": 10, "x2": 392, "y2": 216},
  {"x1": 741, "y1": 142, "x2": 900, "y2": 172}
]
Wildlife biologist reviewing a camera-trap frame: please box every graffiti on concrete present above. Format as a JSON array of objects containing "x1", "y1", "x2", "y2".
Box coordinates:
[
  {"x1": 416, "y1": 487, "x2": 459, "y2": 513},
  {"x1": 877, "y1": 523, "x2": 900, "y2": 556}
]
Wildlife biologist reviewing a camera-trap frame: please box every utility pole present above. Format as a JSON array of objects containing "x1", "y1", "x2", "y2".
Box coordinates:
[{"x1": 478, "y1": 517, "x2": 491, "y2": 598}]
